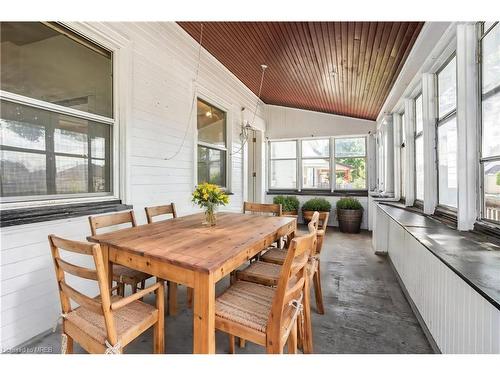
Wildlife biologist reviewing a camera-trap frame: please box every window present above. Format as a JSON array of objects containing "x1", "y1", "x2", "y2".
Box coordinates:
[
  {"x1": 269, "y1": 140, "x2": 297, "y2": 189},
  {"x1": 480, "y1": 22, "x2": 500, "y2": 224},
  {"x1": 0, "y1": 22, "x2": 113, "y2": 202},
  {"x1": 400, "y1": 112, "x2": 406, "y2": 199},
  {"x1": 196, "y1": 98, "x2": 227, "y2": 187},
  {"x1": 334, "y1": 137, "x2": 366, "y2": 190},
  {"x1": 436, "y1": 56, "x2": 458, "y2": 208},
  {"x1": 414, "y1": 94, "x2": 424, "y2": 201},
  {"x1": 301, "y1": 139, "x2": 330, "y2": 189}
]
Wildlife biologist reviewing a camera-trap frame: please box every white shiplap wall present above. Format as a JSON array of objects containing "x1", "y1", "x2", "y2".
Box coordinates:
[
  {"x1": 0, "y1": 22, "x2": 264, "y2": 350},
  {"x1": 375, "y1": 205, "x2": 500, "y2": 354}
]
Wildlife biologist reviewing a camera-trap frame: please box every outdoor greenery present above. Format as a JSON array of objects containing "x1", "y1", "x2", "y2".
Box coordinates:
[
  {"x1": 336, "y1": 197, "x2": 363, "y2": 210},
  {"x1": 273, "y1": 195, "x2": 300, "y2": 212},
  {"x1": 302, "y1": 197, "x2": 331, "y2": 212}
]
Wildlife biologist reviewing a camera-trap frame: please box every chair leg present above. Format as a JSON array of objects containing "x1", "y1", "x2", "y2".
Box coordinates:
[
  {"x1": 131, "y1": 283, "x2": 138, "y2": 294},
  {"x1": 187, "y1": 287, "x2": 193, "y2": 308},
  {"x1": 118, "y1": 282, "x2": 125, "y2": 297},
  {"x1": 287, "y1": 321, "x2": 298, "y2": 354},
  {"x1": 228, "y1": 334, "x2": 235, "y2": 354},
  {"x1": 63, "y1": 327, "x2": 73, "y2": 354},
  {"x1": 302, "y1": 278, "x2": 314, "y2": 354},
  {"x1": 168, "y1": 281, "x2": 177, "y2": 316},
  {"x1": 313, "y1": 262, "x2": 325, "y2": 315},
  {"x1": 297, "y1": 315, "x2": 304, "y2": 351},
  {"x1": 154, "y1": 280, "x2": 165, "y2": 354},
  {"x1": 239, "y1": 338, "x2": 246, "y2": 348}
]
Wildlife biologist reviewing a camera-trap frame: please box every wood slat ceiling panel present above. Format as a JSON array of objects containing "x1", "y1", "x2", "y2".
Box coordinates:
[{"x1": 177, "y1": 22, "x2": 423, "y2": 121}]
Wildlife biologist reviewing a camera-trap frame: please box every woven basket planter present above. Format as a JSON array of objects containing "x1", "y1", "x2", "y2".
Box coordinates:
[{"x1": 337, "y1": 208, "x2": 363, "y2": 233}]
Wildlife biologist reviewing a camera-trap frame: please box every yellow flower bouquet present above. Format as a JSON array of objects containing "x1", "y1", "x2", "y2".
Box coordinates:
[{"x1": 192, "y1": 182, "x2": 229, "y2": 226}]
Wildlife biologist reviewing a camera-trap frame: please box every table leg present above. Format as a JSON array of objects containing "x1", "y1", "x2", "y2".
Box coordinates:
[{"x1": 193, "y1": 272, "x2": 215, "y2": 354}]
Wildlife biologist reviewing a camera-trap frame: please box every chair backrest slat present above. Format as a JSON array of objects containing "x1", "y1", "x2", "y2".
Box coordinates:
[
  {"x1": 88, "y1": 211, "x2": 137, "y2": 236},
  {"x1": 243, "y1": 201, "x2": 282, "y2": 216},
  {"x1": 60, "y1": 281, "x2": 104, "y2": 315},
  {"x1": 145, "y1": 203, "x2": 177, "y2": 224},
  {"x1": 316, "y1": 212, "x2": 330, "y2": 255},
  {"x1": 56, "y1": 257, "x2": 98, "y2": 281}
]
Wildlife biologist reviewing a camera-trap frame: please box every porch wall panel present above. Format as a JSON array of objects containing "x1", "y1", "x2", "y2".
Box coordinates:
[
  {"x1": 0, "y1": 22, "x2": 263, "y2": 350},
  {"x1": 374, "y1": 205, "x2": 500, "y2": 353}
]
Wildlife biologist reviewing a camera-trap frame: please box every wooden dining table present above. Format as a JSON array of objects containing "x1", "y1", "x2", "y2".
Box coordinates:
[{"x1": 88, "y1": 211, "x2": 297, "y2": 354}]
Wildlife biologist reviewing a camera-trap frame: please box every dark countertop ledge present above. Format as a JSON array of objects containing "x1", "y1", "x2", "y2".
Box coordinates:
[{"x1": 377, "y1": 202, "x2": 500, "y2": 311}]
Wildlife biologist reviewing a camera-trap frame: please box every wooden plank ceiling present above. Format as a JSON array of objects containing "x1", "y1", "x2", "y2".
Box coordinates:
[{"x1": 178, "y1": 22, "x2": 424, "y2": 121}]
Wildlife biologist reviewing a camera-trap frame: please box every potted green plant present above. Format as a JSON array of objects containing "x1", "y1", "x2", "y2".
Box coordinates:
[
  {"x1": 336, "y1": 197, "x2": 363, "y2": 233},
  {"x1": 301, "y1": 198, "x2": 331, "y2": 222},
  {"x1": 273, "y1": 195, "x2": 300, "y2": 216}
]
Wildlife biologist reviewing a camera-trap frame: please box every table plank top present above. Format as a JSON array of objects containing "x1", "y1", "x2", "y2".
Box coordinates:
[{"x1": 88, "y1": 212, "x2": 296, "y2": 273}]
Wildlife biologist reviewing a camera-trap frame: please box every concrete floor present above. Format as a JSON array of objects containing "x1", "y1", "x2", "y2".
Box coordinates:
[{"x1": 18, "y1": 228, "x2": 432, "y2": 354}]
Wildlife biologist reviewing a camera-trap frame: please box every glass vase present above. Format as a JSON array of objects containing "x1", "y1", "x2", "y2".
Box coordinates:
[{"x1": 204, "y1": 204, "x2": 217, "y2": 226}]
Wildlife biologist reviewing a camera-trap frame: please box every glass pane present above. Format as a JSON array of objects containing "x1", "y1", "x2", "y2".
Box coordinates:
[
  {"x1": 438, "y1": 117, "x2": 458, "y2": 207},
  {"x1": 302, "y1": 139, "x2": 329, "y2": 157},
  {"x1": 270, "y1": 159, "x2": 296, "y2": 189},
  {"x1": 1, "y1": 150, "x2": 47, "y2": 196},
  {"x1": 335, "y1": 157, "x2": 366, "y2": 189},
  {"x1": 1, "y1": 100, "x2": 111, "y2": 197},
  {"x1": 91, "y1": 159, "x2": 106, "y2": 192},
  {"x1": 438, "y1": 57, "x2": 457, "y2": 118},
  {"x1": 197, "y1": 99, "x2": 226, "y2": 147},
  {"x1": 334, "y1": 137, "x2": 365, "y2": 157},
  {"x1": 483, "y1": 160, "x2": 500, "y2": 223},
  {"x1": 482, "y1": 92, "x2": 500, "y2": 158},
  {"x1": 415, "y1": 136, "x2": 424, "y2": 201},
  {"x1": 415, "y1": 95, "x2": 423, "y2": 134},
  {"x1": 55, "y1": 156, "x2": 88, "y2": 194},
  {"x1": 1, "y1": 22, "x2": 113, "y2": 118},
  {"x1": 401, "y1": 147, "x2": 406, "y2": 198},
  {"x1": 482, "y1": 23, "x2": 500, "y2": 94},
  {"x1": 270, "y1": 141, "x2": 296, "y2": 159},
  {"x1": 197, "y1": 146, "x2": 226, "y2": 186},
  {"x1": 302, "y1": 158, "x2": 330, "y2": 189}
]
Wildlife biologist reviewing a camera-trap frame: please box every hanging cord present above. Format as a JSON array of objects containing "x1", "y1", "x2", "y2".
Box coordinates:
[
  {"x1": 164, "y1": 23, "x2": 204, "y2": 160},
  {"x1": 230, "y1": 64, "x2": 268, "y2": 156},
  {"x1": 52, "y1": 313, "x2": 68, "y2": 354}
]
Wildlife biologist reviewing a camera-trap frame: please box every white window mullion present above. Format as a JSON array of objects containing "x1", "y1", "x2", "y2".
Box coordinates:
[{"x1": 422, "y1": 73, "x2": 438, "y2": 214}]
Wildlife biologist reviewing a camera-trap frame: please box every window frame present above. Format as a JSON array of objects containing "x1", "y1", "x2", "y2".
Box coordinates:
[
  {"x1": 267, "y1": 135, "x2": 368, "y2": 193},
  {"x1": 435, "y1": 53, "x2": 458, "y2": 211},
  {"x1": 195, "y1": 97, "x2": 229, "y2": 190},
  {"x1": 0, "y1": 22, "x2": 119, "y2": 207},
  {"x1": 400, "y1": 111, "x2": 406, "y2": 200},
  {"x1": 414, "y1": 93, "x2": 424, "y2": 205},
  {"x1": 478, "y1": 21, "x2": 500, "y2": 226}
]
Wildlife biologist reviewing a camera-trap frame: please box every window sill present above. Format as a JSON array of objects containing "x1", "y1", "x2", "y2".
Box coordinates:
[
  {"x1": 267, "y1": 190, "x2": 368, "y2": 197},
  {"x1": 0, "y1": 199, "x2": 132, "y2": 227}
]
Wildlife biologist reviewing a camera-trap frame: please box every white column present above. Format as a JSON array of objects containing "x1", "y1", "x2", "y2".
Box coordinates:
[
  {"x1": 422, "y1": 73, "x2": 438, "y2": 214},
  {"x1": 383, "y1": 115, "x2": 395, "y2": 195},
  {"x1": 393, "y1": 112, "x2": 402, "y2": 201},
  {"x1": 404, "y1": 98, "x2": 416, "y2": 206},
  {"x1": 456, "y1": 23, "x2": 480, "y2": 230},
  {"x1": 367, "y1": 132, "x2": 377, "y2": 191}
]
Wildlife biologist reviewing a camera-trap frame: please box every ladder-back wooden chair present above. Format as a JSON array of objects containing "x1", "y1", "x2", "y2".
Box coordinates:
[
  {"x1": 48, "y1": 235, "x2": 164, "y2": 354},
  {"x1": 89, "y1": 211, "x2": 152, "y2": 297},
  {"x1": 215, "y1": 232, "x2": 317, "y2": 354},
  {"x1": 145, "y1": 202, "x2": 177, "y2": 224},
  {"x1": 144, "y1": 202, "x2": 190, "y2": 315},
  {"x1": 260, "y1": 211, "x2": 327, "y2": 314}
]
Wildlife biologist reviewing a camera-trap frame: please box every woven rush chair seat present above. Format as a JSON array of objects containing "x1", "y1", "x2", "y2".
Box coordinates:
[
  {"x1": 215, "y1": 281, "x2": 294, "y2": 334},
  {"x1": 236, "y1": 261, "x2": 281, "y2": 287},
  {"x1": 112, "y1": 265, "x2": 150, "y2": 285},
  {"x1": 65, "y1": 295, "x2": 157, "y2": 346}
]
